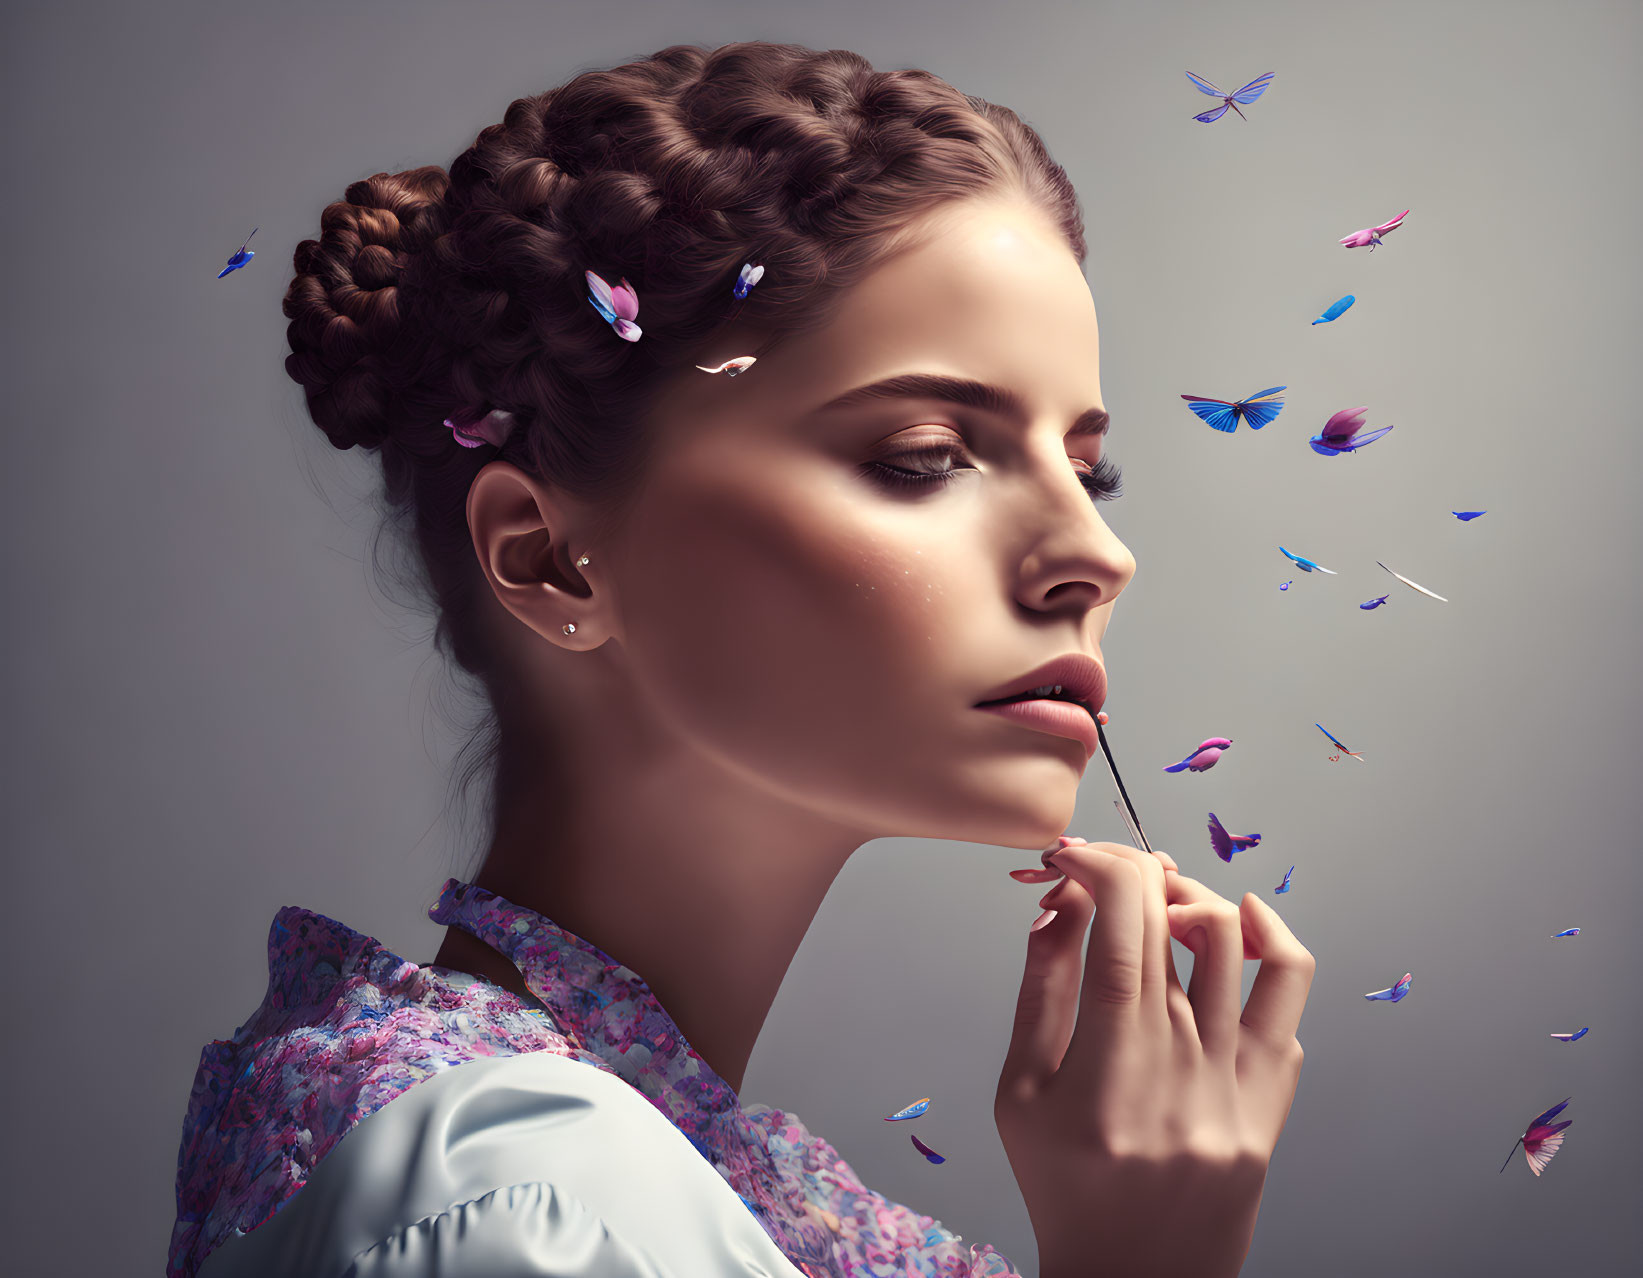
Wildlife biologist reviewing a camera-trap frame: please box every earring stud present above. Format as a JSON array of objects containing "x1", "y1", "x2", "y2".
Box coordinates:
[
  {"x1": 562, "y1": 623, "x2": 576, "y2": 635},
  {"x1": 576, "y1": 555, "x2": 590, "y2": 567}
]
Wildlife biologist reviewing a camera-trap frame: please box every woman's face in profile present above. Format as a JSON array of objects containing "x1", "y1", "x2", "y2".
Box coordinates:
[{"x1": 606, "y1": 196, "x2": 1136, "y2": 850}]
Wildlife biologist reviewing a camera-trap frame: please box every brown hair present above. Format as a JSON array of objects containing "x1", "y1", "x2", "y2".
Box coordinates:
[{"x1": 281, "y1": 40, "x2": 1087, "y2": 867}]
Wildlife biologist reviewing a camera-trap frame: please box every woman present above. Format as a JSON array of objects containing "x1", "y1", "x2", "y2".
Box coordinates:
[{"x1": 169, "y1": 40, "x2": 1315, "y2": 1278}]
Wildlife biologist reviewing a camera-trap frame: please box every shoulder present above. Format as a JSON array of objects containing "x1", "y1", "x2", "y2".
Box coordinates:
[{"x1": 196, "y1": 1051, "x2": 806, "y2": 1277}]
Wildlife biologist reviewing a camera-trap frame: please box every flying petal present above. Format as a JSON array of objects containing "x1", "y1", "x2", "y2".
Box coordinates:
[
  {"x1": 1313, "y1": 294, "x2": 1355, "y2": 324},
  {"x1": 1377, "y1": 561, "x2": 1448, "y2": 602},
  {"x1": 909, "y1": 1133, "x2": 946, "y2": 1164}
]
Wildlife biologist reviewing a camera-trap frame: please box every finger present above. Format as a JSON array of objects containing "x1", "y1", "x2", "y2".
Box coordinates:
[
  {"x1": 1062, "y1": 842, "x2": 1173, "y2": 1031},
  {"x1": 1153, "y1": 848, "x2": 1179, "y2": 873},
  {"x1": 1163, "y1": 891, "x2": 1244, "y2": 1060},
  {"x1": 997, "y1": 868, "x2": 1099, "y2": 1100},
  {"x1": 1165, "y1": 872, "x2": 1260, "y2": 962},
  {"x1": 1238, "y1": 893, "x2": 1317, "y2": 1048},
  {"x1": 1039, "y1": 845, "x2": 1148, "y2": 1081},
  {"x1": 1040, "y1": 834, "x2": 1090, "y2": 867}
]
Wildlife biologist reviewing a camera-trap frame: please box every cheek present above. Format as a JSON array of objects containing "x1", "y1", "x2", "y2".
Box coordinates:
[{"x1": 617, "y1": 475, "x2": 974, "y2": 759}]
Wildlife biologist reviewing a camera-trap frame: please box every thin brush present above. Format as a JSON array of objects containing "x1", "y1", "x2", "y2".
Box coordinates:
[{"x1": 1096, "y1": 721, "x2": 1153, "y2": 854}]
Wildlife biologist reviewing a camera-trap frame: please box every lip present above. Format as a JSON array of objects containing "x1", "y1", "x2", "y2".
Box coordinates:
[
  {"x1": 976, "y1": 698, "x2": 1100, "y2": 758},
  {"x1": 975, "y1": 653, "x2": 1107, "y2": 717}
]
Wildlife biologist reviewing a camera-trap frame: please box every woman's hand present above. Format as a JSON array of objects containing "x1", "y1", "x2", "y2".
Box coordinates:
[{"x1": 994, "y1": 839, "x2": 1315, "y2": 1278}]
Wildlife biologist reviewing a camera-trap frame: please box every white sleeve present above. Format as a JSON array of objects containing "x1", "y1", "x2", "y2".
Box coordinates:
[{"x1": 195, "y1": 1052, "x2": 808, "y2": 1278}]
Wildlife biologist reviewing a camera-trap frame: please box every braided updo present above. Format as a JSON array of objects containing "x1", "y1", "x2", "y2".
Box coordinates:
[{"x1": 280, "y1": 40, "x2": 1086, "y2": 851}]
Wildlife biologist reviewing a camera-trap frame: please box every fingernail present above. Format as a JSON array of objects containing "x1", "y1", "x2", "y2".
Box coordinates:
[
  {"x1": 1029, "y1": 907, "x2": 1059, "y2": 933},
  {"x1": 1009, "y1": 866, "x2": 1062, "y2": 884}
]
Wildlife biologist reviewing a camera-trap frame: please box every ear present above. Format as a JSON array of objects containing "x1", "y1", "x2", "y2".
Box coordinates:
[{"x1": 466, "y1": 462, "x2": 610, "y2": 648}]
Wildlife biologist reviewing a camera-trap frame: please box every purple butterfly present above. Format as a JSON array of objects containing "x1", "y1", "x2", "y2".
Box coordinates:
[
  {"x1": 1164, "y1": 738, "x2": 1234, "y2": 773},
  {"x1": 585, "y1": 270, "x2": 642, "y2": 341},
  {"x1": 1499, "y1": 1098, "x2": 1572, "y2": 1176},
  {"x1": 1207, "y1": 812, "x2": 1262, "y2": 862},
  {"x1": 217, "y1": 227, "x2": 257, "y2": 279},
  {"x1": 1310, "y1": 406, "x2": 1395, "y2": 456},
  {"x1": 1184, "y1": 71, "x2": 1276, "y2": 123},
  {"x1": 910, "y1": 1133, "x2": 946, "y2": 1165},
  {"x1": 1274, "y1": 865, "x2": 1295, "y2": 894},
  {"x1": 1340, "y1": 209, "x2": 1409, "y2": 251},
  {"x1": 1550, "y1": 1028, "x2": 1590, "y2": 1042},
  {"x1": 1364, "y1": 972, "x2": 1413, "y2": 1002}
]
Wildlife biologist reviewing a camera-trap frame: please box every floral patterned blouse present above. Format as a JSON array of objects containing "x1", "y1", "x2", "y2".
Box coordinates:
[{"x1": 168, "y1": 877, "x2": 1022, "y2": 1277}]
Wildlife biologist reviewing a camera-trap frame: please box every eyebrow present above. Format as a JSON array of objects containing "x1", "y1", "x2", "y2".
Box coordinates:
[{"x1": 812, "y1": 372, "x2": 1110, "y2": 437}]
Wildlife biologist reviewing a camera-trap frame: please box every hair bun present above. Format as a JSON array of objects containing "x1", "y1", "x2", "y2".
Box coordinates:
[{"x1": 282, "y1": 167, "x2": 452, "y2": 451}]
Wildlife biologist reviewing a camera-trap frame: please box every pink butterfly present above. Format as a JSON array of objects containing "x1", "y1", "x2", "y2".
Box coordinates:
[
  {"x1": 1340, "y1": 209, "x2": 1409, "y2": 251},
  {"x1": 1499, "y1": 1097, "x2": 1573, "y2": 1177},
  {"x1": 585, "y1": 270, "x2": 642, "y2": 341}
]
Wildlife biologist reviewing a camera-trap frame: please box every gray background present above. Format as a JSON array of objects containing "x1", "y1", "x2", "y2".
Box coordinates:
[{"x1": 3, "y1": 0, "x2": 1638, "y2": 1273}]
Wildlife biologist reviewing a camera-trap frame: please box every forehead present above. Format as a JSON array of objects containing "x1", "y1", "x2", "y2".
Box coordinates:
[{"x1": 670, "y1": 199, "x2": 1102, "y2": 438}]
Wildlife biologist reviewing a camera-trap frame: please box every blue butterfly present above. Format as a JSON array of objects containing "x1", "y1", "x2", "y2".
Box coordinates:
[
  {"x1": 1274, "y1": 865, "x2": 1295, "y2": 894},
  {"x1": 217, "y1": 227, "x2": 257, "y2": 279},
  {"x1": 1180, "y1": 386, "x2": 1287, "y2": 433},
  {"x1": 1184, "y1": 71, "x2": 1276, "y2": 124},
  {"x1": 1453, "y1": 510, "x2": 1487, "y2": 521}
]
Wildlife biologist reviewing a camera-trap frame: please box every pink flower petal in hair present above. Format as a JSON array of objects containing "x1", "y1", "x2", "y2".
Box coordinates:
[
  {"x1": 585, "y1": 270, "x2": 642, "y2": 341},
  {"x1": 694, "y1": 355, "x2": 758, "y2": 377},
  {"x1": 443, "y1": 407, "x2": 517, "y2": 449}
]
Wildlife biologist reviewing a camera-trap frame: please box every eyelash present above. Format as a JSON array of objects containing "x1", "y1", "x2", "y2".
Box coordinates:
[{"x1": 864, "y1": 445, "x2": 1124, "y2": 502}]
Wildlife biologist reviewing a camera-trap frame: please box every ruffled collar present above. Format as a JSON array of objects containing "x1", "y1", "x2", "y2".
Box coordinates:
[{"x1": 426, "y1": 877, "x2": 750, "y2": 1146}]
